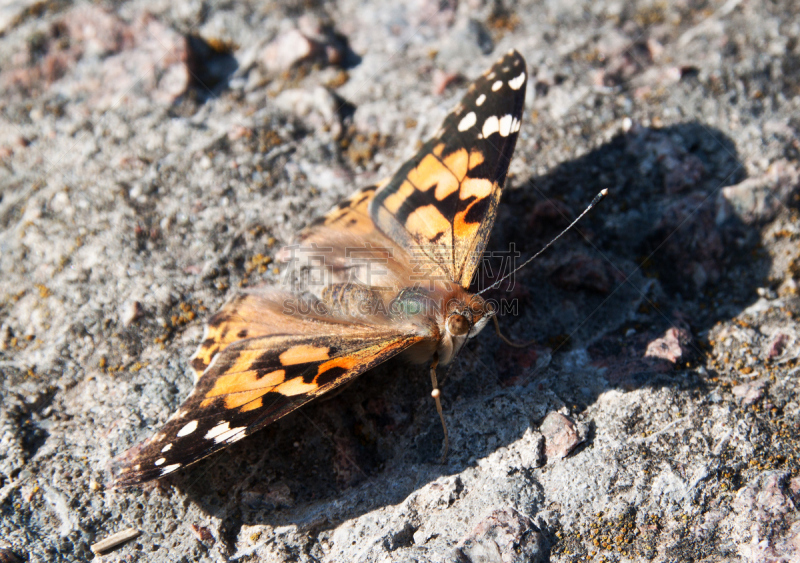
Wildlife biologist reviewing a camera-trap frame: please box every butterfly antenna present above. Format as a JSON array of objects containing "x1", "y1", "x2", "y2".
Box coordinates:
[
  {"x1": 492, "y1": 315, "x2": 538, "y2": 347},
  {"x1": 477, "y1": 189, "x2": 609, "y2": 296}
]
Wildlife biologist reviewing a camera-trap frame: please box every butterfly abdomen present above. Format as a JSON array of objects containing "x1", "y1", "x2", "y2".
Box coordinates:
[{"x1": 320, "y1": 283, "x2": 387, "y2": 318}]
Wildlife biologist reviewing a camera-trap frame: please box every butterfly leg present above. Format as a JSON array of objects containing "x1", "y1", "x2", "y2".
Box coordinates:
[{"x1": 429, "y1": 353, "x2": 449, "y2": 462}]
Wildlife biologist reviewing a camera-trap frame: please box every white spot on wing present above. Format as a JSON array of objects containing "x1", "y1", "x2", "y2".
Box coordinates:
[
  {"x1": 214, "y1": 426, "x2": 247, "y2": 444},
  {"x1": 487, "y1": 71, "x2": 496, "y2": 80},
  {"x1": 491, "y1": 80, "x2": 503, "y2": 92},
  {"x1": 160, "y1": 463, "x2": 181, "y2": 475},
  {"x1": 177, "y1": 420, "x2": 198, "y2": 437},
  {"x1": 154, "y1": 457, "x2": 166, "y2": 466},
  {"x1": 482, "y1": 116, "x2": 500, "y2": 138},
  {"x1": 509, "y1": 72, "x2": 526, "y2": 90},
  {"x1": 204, "y1": 421, "x2": 231, "y2": 440},
  {"x1": 475, "y1": 94, "x2": 486, "y2": 106},
  {"x1": 499, "y1": 114, "x2": 513, "y2": 137},
  {"x1": 458, "y1": 111, "x2": 477, "y2": 132},
  {"x1": 161, "y1": 443, "x2": 172, "y2": 453},
  {"x1": 512, "y1": 117, "x2": 521, "y2": 133}
]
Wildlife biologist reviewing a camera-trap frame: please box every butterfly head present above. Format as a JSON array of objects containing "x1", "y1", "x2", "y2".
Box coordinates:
[
  {"x1": 445, "y1": 294, "x2": 493, "y2": 337},
  {"x1": 437, "y1": 292, "x2": 494, "y2": 364}
]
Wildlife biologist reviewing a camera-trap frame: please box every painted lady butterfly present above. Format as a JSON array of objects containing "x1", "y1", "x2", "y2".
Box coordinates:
[{"x1": 110, "y1": 49, "x2": 528, "y2": 487}]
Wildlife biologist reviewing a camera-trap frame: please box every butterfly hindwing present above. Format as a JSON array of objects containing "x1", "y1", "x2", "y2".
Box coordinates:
[
  {"x1": 301, "y1": 183, "x2": 381, "y2": 238},
  {"x1": 370, "y1": 49, "x2": 527, "y2": 287},
  {"x1": 112, "y1": 325, "x2": 425, "y2": 487},
  {"x1": 189, "y1": 290, "x2": 360, "y2": 380}
]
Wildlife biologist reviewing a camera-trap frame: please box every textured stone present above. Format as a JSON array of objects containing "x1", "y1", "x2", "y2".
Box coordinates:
[{"x1": 2, "y1": 0, "x2": 799, "y2": 561}]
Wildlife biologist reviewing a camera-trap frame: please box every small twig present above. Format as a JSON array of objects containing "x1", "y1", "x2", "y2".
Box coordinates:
[{"x1": 90, "y1": 528, "x2": 141, "y2": 555}]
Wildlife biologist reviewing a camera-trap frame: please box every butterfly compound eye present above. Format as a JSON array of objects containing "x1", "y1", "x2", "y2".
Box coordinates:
[{"x1": 447, "y1": 314, "x2": 470, "y2": 336}]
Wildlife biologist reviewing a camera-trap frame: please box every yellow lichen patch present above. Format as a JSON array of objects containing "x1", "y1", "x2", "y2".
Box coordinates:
[
  {"x1": 325, "y1": 70, "x2": 349, "y2": 88},
  {"x1": 246, "y1": 253, "x2": 273, "y2": 274},
  {"x1": 279, "y1": 345, "x2": 330, "y2": 365}
]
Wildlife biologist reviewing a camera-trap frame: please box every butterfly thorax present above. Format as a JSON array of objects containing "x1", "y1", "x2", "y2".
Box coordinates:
[{"x1": 318, "y1": 282, "x2": 492, "y2": 365}]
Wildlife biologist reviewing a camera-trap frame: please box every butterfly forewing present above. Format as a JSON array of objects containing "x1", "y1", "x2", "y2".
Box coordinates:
[
  {"x1": 111, "y1": 319, "x2": 425, "y2": 487},
  {"x1": 370, "y1": 50, "x2": 528, "y2": 287}
]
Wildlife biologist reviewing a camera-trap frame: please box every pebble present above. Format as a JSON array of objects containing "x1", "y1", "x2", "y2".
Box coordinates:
[
  {"x1": 539, "y1": 412, "x2": 582, "y2": 460},
  {"x1": 452, "y1": 507, "x2": 546, "y2": 563},
  {"x1": 731, "y1": 378, "x2": 767, "y2": 406},
  {"x1": 645, "y1": 327, "x2": 694, "y2": 363}
]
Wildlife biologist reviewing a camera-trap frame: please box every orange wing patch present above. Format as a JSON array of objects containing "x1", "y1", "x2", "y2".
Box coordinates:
[{"x1": 280, "y1": 345, "x2": 331, "y2": 365}]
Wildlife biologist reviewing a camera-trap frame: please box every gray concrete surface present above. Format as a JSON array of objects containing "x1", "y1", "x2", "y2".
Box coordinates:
[{"x1": 1, "y1": 0, "x2": 799, "y2": 561}]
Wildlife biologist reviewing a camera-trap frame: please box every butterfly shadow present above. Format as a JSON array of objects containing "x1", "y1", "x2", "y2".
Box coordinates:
[{"x1": 168, "y1": 121, "x2": 775, "y2": 546}]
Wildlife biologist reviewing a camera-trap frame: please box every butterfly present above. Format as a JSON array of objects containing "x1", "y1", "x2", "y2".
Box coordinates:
[{"x1": 110, "y1": 49, "x2": 528, "y2": 488}]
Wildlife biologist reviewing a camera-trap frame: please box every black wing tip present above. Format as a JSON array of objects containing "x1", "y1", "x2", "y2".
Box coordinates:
[
  {"x1": 501, "y1": 48, "x2": 526, "y2": 65},
  {"x1": 483, "y1": 49, "x2": 527, "y2": 74},
  {"x1": 106, "y1": 445, "x2": 149, "y2": 489},
  {"x1": 106, "y1": 457, "x2": 178, "y2": 490},
  {"x1": 106, "y1": 439, "x2": 179, "y2": 490}
]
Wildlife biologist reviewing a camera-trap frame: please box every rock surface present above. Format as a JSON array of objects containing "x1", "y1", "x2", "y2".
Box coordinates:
[{"x1": 1, "y1": 0, "x2": 799, "y2": 561}]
